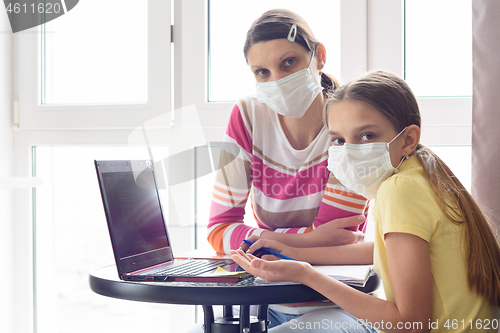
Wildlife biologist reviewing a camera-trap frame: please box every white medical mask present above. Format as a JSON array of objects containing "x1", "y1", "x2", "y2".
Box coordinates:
[
  {"x1": 255, "y1": 50, "x2": 323, "y2": 118},
  {"x1": 327, "y1": 127, "x2": 408, "y2": 199}
]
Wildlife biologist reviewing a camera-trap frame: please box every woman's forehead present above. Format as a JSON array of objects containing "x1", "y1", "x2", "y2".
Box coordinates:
[{"x1": 247, "y1": 39, "x2": 308, "y2": 65}]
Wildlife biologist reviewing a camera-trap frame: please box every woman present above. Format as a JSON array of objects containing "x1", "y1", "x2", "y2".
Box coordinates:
[{"x1": 207, "y1": 9, "x2": 369, "y2": 256}]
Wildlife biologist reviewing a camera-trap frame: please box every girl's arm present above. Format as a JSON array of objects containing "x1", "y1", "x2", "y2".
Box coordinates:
[{"x1": 232, "y1": 232, "x2": 432, "y2": 333}]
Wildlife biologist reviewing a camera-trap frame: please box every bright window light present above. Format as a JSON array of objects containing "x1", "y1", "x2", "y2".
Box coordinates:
[
  {"x1": 34, "y1": 147, "x2": 198, "y2": 333},
  {"x1": 40, "y1": 0, "x2": 148, "y2": 105},
  {"x1": 405, "y1": 0, "x2": 472, "y2": 97}
]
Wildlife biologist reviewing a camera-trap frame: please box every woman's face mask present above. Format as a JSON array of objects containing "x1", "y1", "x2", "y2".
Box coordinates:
[{"x1": 255, "y1": 49, "x2": 323, "y2": 118}]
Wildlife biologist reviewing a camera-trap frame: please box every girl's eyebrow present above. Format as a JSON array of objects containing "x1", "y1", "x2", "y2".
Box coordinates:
[
  {"x1": 354, "y1": 124, "x2": 380, "y2": 132},
  {"x1": 327, "y1": 130, "x2": 341, "y2": 136},
  {"x1": 328, "y1": 125, "x2": 380, "y2": 136}
]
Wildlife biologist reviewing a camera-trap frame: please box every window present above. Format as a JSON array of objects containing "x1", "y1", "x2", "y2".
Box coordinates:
[
  {"x1": 404, "y1": 0, "x2": 472, "y2": 186},
  {"x1": 405, "y1": 0, "x2": 472, "y2": 97},
  {"x1": 40, "y1": 0, "x2": 148, "y2": 105},
  {"x1": 208, "y1": 0, "x2": 341, "y2": 102},
  {"x1": 34, "y1": 146, "x2": 195, "y2": 333},
  {"x1": 18, "y1": 0, "x2": 171, "y2": 129}
]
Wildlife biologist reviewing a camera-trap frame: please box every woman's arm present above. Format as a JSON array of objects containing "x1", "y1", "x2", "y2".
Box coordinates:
[
  {"x1": 254, "y1": 214, "x2": 366, "y2": 248},
  {"x1": 232, "y1": 232, "x2": 432, "y2": 333},
  {"x1": 244, "y1": 237, "x2": 373, "y2": 265}
]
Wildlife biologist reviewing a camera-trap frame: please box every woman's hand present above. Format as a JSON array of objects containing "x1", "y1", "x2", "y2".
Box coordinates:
[
  {"x1": 245, "y1": 238, "x2": 297, "y2": 259},
  {"x1": 238, "y1": 234, "x2": 262, "y2": 252},
  {"x1": 239, "y1": 237, "x2": 298, "y2": 260},
  {"x1": 230, "y1": 249, "x2": 313, "y2": 284},
  {"x1": 304, "y1": 215, "x2": 365, "y2": 247},
  {"x1": 238, "y1": 215, "x2": 366, "y2": 251}
]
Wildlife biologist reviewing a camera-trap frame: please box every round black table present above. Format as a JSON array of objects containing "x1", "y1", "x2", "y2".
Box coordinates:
[{"x1": 89, "y1": 265, "x2": 380, "y2": 333}]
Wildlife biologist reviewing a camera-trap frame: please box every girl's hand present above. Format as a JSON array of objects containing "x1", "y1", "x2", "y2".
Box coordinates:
[{"x1": 229, "y1": 249, "x2": 313, "y2": 284}]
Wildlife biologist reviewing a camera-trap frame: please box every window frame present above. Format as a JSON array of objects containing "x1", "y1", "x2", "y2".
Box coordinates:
[
  {"x1": 16, "y1": 0, "x2": 172, "y2": 130},
  {"x1": 367, "y1": 0, "x2": 472, "y2": 146}
]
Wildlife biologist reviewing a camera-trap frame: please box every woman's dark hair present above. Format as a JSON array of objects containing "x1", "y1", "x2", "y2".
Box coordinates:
[
  {"x1": 324, "y1": 70, "x2": 500, "y2": 307},
  {"x1": 244, "y1": 9, "x2": 338, "y2": 95}
]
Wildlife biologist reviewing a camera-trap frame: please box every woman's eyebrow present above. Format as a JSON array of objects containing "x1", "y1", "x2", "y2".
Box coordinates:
[
  {"x1": 279, "y1": 50, "x2": 296, "y2": 61},
  {"x1": 250, "y1": 51, "x2": 300, "y2": 69}
]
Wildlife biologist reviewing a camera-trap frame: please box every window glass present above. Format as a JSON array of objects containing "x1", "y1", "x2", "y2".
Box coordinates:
[
  {"x1": 405, "y1": 0, "x2": 472, "y2": 97},
  {"x1": 40, "y1": 0, "x2": 148, "y2": 104},
  {"x1": 428, "y1": 145, "x2": 471, "y2": 191},
  {"x1": 208, "y1": 0, "x2": 340, "y2": 102},
  {"x1": 34, "y1": 147, "x2": 197, "y2": 333}
]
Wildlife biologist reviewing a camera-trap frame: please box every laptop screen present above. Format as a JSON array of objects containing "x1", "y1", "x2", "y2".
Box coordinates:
[{"x1": 96, "y1": 160, "x2": 173, "y2": 274}]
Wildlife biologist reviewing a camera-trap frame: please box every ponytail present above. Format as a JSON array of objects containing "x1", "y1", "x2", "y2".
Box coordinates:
[
  {"x1": 320, "y1": 71, "x2": 339, "y2": 97},
  {"x1": 415, "y1": 143, "x2": 500, "y2": 307}
]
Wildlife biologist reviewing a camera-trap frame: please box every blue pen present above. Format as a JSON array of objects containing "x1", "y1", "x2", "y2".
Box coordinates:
[{"x1": 242, "y1": 239, "x2": 296, "y2": 261}]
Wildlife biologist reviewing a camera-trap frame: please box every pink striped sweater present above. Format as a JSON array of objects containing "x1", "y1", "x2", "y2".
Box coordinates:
[{"x1": 207, "y1": 96, "x2": 369, "y2": 254}]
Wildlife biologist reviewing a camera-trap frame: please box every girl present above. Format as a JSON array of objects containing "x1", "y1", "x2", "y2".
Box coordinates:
[{"x1": 231, "y1": 71, "x2": 500, "y2": 332}]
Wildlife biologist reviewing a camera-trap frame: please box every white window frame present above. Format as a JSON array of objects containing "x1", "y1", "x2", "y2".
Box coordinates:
[
  {"x1": 16, "y1": 1, "x2": 171, "y2": 130},
  {"x1": 367, "y1": 0, "x2": 472, "y2": 146}
]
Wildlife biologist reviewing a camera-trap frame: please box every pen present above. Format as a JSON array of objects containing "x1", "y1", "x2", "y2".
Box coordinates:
[{"x1": 242, "y1": 239, "x2": 296, "y2": 261}]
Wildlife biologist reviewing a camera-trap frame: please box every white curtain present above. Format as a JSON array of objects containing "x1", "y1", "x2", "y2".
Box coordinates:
[{"x1": 472, "y1": 0, "x2": 500, "y2": 236}]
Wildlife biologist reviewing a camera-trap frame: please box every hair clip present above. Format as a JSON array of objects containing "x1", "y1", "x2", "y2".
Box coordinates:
[{"x1": 287, "y1": 24, "x2": 297, "y2": 42}]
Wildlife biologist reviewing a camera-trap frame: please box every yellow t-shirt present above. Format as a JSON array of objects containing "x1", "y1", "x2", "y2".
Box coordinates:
[{"x1": 372, "y1": 154, "x2": 497, "y2": 332}]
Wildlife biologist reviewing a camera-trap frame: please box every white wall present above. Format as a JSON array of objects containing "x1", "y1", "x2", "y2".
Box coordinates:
[{"x1": 0, "y1": 9, "x2": 15, "y2": 333}]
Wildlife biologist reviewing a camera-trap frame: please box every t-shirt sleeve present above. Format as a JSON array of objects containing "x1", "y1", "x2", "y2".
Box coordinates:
[
  {"x1": 207, "y1": 100, "x2": 263, "y2": 253},
  {"x1": 313, "y1": 172, "x2": 371, "y2": 232},
  {"x1": 375, "y1": 175, "x2": 440, "y2": 242}
]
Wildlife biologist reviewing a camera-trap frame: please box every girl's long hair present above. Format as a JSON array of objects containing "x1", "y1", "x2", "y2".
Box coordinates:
[
  {"x1": 324, "y1": 70, "x2": 500, "y2": 307},
  {"x1": 243, "y1": 8, "x2": 339, "y2": 96}
]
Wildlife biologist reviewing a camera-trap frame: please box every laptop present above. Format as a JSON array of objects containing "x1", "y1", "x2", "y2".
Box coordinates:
[{"x1": 94, "y1": 159, "x2": 249, "y2": 283}]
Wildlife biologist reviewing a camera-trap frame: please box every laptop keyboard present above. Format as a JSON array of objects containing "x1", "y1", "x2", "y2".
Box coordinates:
[{"x1": 144, "y1": 259, "x2": 230, "y2": 276}]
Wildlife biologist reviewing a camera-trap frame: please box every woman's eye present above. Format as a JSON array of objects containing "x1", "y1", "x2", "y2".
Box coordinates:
[
  {"x1": 255, "y1": 68, "x2": 269, "y2": 76},
  {"x1": 283, "y1": 58, "x2": 295, "y2": 67},
  {"x1": 360, "y1": 133, "x2": 375, "y2": 142},
  {"x1": 331, "y1": 138, "x2": 345, "y2": 146}
]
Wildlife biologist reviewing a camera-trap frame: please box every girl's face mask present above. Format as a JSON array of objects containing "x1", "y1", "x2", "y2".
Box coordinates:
[{"x1": 327, "y1": 127, "x2": 408, "y2": 199}]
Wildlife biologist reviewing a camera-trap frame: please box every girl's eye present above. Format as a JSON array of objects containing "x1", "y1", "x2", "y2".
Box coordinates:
[
  {"x1": 331, "y1": 138, "x2": 345, "y2": 146},
  {"x1": 360, "y1": 133, "x2": 375, "y2": 142}
]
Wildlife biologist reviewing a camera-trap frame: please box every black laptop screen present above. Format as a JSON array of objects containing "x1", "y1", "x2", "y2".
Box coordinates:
[{"x1": 101, "y1": 169, "x2": 170, "y2": 261}]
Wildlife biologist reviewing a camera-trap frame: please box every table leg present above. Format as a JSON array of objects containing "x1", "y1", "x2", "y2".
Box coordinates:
[
  {"x1": 202, "y1": 305, "x2": 214, "y2": 333},
  {"x1": 257, "y1": 305, "x2": 269, "y2": 333},
  {"x1": 223, "y1": 305, "x2": 233, "y2": 318},
  {"x1": 239, "y1": 305, "x2": 250, "y2": 333}
]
